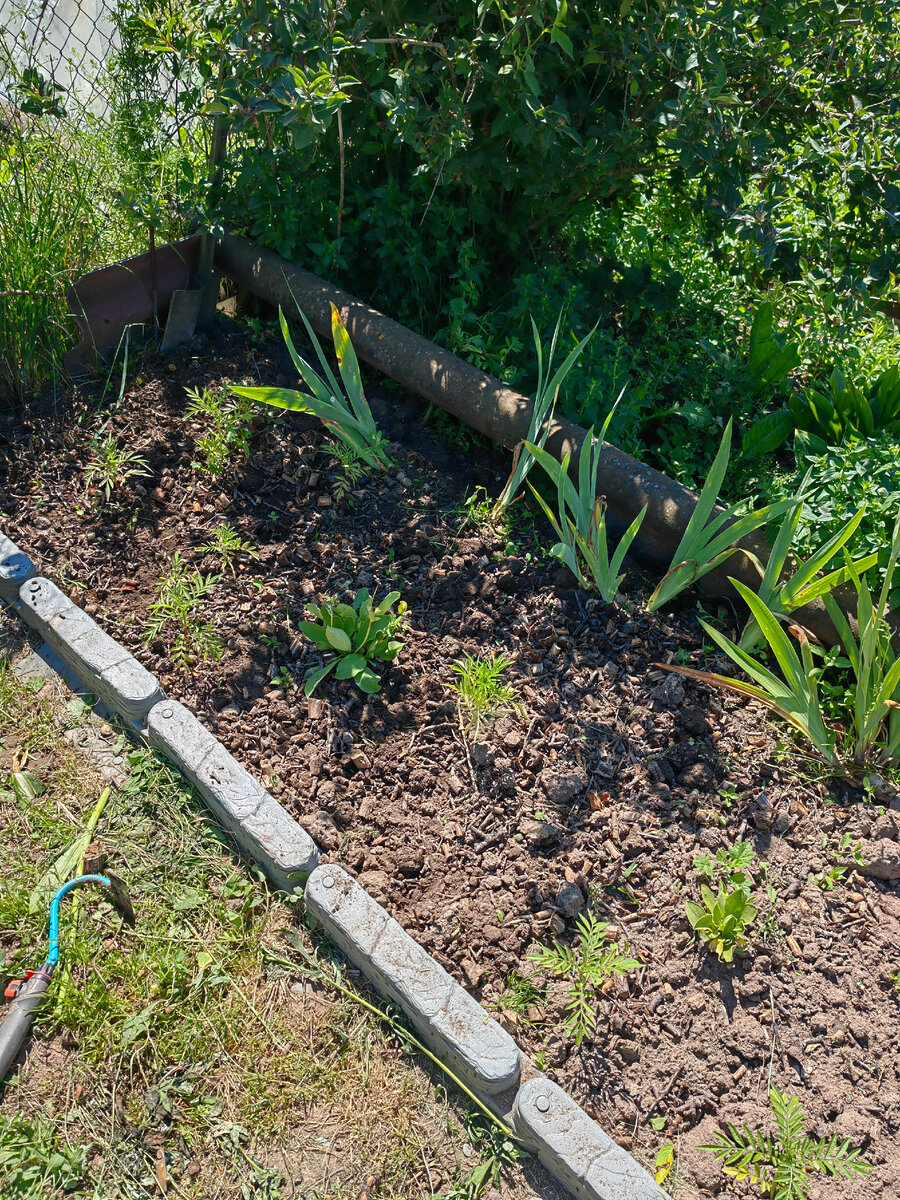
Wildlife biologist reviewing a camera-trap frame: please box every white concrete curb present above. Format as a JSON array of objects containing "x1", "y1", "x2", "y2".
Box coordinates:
[
  {"x1": 0, "y1": 527, "x2": 670, "y2": 1200},
  {"x1": 306, "y1": 864, "x2": 521, "y2": 1094},
  {"x1": 0, "y1": 533, "x2": 37, "y2": 602},
  {"x1": 514, "y1": 1078, "x2": 668, "y2": 1200},
  {"x1": 147, "y1": 699, "x2": 317, "y2": 890},
  {"x1": 16, "y1": 577, "x2": 164, "y2": 727},
  {"x1": 5, "y1": 566, "x2": 318, "y2": 890}
]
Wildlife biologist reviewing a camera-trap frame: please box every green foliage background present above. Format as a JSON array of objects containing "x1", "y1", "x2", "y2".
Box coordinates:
[{"x1": 5, "y1": 0, "x2": 900, "y2": 548}]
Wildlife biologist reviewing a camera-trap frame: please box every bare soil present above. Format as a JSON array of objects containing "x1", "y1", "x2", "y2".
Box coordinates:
[{"x1": 2, "y1": 321, "x2": 899, "y2": 1197}]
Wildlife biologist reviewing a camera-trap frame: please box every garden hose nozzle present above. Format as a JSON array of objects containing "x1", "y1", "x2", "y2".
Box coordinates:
[{"x1": 0, "y1": 872, "x2": 135, "y2": 1080}]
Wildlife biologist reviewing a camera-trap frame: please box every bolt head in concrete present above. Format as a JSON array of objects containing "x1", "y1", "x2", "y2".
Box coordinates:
[
  {"x1": 305, "y1": 865, "x2": 520, "y2": 1094},
  {"x1": 514, "y1": 1078, "x2": 669, "y2": 1200}
]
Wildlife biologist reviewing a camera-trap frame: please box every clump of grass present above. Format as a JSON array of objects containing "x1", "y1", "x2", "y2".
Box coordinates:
[
  {"x1": 0, "y1": 1113, "x2": 86, "y2": 1197},
  {"x1": 449, "y1": 653, "x2": 519, "y2": 732},
  {"x1": 0, "y1": 102, "x2": 148, "y2": 406}
]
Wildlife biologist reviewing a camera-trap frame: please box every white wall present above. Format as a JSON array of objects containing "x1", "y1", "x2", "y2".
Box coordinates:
[{"x1": 0, "y1": 0, "x2": 119, "y2": 114}]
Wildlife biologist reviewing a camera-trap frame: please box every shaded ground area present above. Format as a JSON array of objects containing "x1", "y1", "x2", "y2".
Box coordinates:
[
  {"x1": 1, "y1": 321, "x2": 899, "y2": 1196},
  {"x1": 0, "y1": 613, "x2": 564, "y2": 1200}
]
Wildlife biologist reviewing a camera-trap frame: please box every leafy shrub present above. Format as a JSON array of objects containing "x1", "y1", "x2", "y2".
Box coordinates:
[
  {"x1": 766, "y1": 432, "x2": 900, "y2": 601},
  {"x1": 746, "y1": 363, "x2": 900, "y2": 455},
  {"x1": 122, "y1": 0, "x2": 900, "y2": 333}
]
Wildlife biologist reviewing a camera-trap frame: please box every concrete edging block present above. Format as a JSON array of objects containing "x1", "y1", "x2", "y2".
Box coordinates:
[
  {"x1": 0, "y1": 532, "x2": 37, "y2": 602},
  {"x1": 147, "y1": 699, "x2": 319, "y2": 889},
  {"x1": 16, "y1": 577, "x2": 164, "y2": 727},
  {"x1": 513, "y1": 1078, "x2": 669, "y2": 1200},
  {"x1": 305, "y1": 865, "x2": 521, "y2": 1095}
]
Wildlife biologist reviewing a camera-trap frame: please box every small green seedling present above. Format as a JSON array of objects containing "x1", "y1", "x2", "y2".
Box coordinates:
[
  {"x1": 198, "y1": 524, "x2": 259, "y2": 575},
  {"x1": 142, "y1": 552, "x2": 224, "y2": 669},
  {"x1": 685, "y1": 884, "x2": 757, "y2": 963},
  {"x1": 808, "y1": 832, "x2": 865, "y2": 890},
  {"x1": 694, "y1": 841, "x2": 755, "y2": 894},
  {"x1": 449, "y1": 653, "x2": 519, "y2": 732},
  {"x1": 300, "y1": 588, "x2": 405, "y2": 696},
  {"x1": 83, "y1": 433, "x2": 150, "y2": 501},
  {"x1": 701, "y1": 1087, "x2": 872, "y2": 1198},
  {"x1": 654, "y1": 1143, "x2": 675, "y2": 1187},
  {"x1": 326, "y1": 439, "x2": 370, "y2": 500},
  {"x1": 528, "y1": 912, "x2": 639, "y2": 1046},
  {"x1": 185, "y1": 386, "x2": 255, "y2": 475}
]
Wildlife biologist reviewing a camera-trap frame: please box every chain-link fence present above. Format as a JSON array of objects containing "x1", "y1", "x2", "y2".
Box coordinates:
[{"x1": 0, "y1": 0, "x2": 121, "y2": 117}]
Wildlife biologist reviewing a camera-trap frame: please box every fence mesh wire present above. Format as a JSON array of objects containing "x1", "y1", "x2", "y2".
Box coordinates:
[{"x1": 1, "y1": 0, "x2": 152, "y2": 120}]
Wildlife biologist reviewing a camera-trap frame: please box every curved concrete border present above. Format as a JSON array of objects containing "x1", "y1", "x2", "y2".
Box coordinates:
[
  {"x1": 215, "y1": 235, "x2": 862, "y2": 647},
  {"x1": 0, "y1": 525, "x2": 670, "y2": 1200}
]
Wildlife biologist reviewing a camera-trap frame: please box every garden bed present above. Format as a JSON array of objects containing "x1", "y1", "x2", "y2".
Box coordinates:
[{"x1": 2, "y1": 321, "x2": 899, "y2": 1196}]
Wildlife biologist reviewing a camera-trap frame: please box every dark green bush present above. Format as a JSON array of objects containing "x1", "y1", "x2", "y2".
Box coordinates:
[{"x1": 119, "y1": 0, "x2": 900, "y2": 326}]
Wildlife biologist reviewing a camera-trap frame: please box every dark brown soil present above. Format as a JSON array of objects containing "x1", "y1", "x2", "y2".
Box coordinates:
[{"x1": 2, "y1": 321, "x2": 899, "y2": 1198}]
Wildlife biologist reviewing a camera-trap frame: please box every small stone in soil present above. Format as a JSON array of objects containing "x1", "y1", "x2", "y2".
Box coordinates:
[
  {"x1": 397, "y1": 853, "x2": 424, "y2": 876},
  {"x1": 460, "y1": 958, "x2": 483, "y2": 988},
  {"x1": 297, "y1": 809, "x2": 341, "y2": 850},
  {"x1": 519, "y1": 819, "x2": 561, "y2": 848},
  {"x1": 471, "y1": 742, "x2": 494, "y2": 767},
  {"x1": 555, "y1": 881, "x2": 585, "y2": 918},
  {"x1": 539, "y1": 770, "x2": 586, "y2": 804}
]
